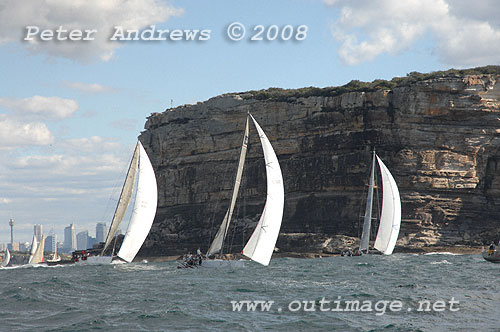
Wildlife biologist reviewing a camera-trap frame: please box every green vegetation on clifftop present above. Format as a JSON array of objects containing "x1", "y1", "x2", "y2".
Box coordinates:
[{"x1": 238, "y1": 65, "x2": 500, "y2": 102}]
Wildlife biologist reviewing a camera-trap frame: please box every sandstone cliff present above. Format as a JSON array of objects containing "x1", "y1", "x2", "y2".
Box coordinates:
[{"x1": 138, "y1": 67, "x2": 500, "y2": 256}]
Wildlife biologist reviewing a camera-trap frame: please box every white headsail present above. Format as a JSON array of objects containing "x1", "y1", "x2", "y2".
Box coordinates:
[
  {"x1": 1, "y1": 248, "x2": 10, "y2": 267},
  {"x1": 207, "y1": 117, "x2": 249, "y2": 256},
  {"x1": 30, "y1": 234, "x2": 45, "y2": 264},
  {"x1": 117, "y1": 142, "x2": 158, "y2": 263},
  {"x1": 28, "y1": 235, "x2": 38, "y2": 264},
  {"x1": 242, "y1": 114, "x2": 284, "y2": 266},
  {"x1": 373, "y1": 156, "x2": 401, "y2": 255}
]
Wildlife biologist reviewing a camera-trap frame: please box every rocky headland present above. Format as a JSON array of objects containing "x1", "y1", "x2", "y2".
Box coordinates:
[{"x1": 137, "y1": 66, "x2": 500, "y2": 257}]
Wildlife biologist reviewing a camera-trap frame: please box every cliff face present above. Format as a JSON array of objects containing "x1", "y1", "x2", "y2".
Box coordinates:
[{"x1": 138, "y1": 72, "x2": 500, "y2": 256}]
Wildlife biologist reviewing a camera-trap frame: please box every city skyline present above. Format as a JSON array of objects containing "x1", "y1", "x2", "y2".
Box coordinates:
[{"x1": 2, "y1": 220, "x2": 109, "y2": 252}]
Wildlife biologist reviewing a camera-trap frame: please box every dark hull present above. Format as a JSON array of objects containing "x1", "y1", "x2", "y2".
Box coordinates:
[
  {"x1": 45, "y1": 260, "x2": 74, "y2": 266},
  {"x1": 482, "y1": 250, "x2": 500, "y2": 263}
]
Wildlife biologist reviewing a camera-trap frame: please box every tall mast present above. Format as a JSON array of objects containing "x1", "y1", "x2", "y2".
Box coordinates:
[
  {"x1": 360, "y1": 150, "x2": 376, "y2": 252},
  {"x1": 101, "y1": 143, "x2": 140, "y2": 255},
  {"x1": 207, "y1": 114, "x2": 250, "y2": 256}
]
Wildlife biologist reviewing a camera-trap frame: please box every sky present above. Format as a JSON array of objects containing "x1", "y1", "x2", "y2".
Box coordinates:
[{"x1": 0, "y1": 0, "x2": 499, "y2": 245}]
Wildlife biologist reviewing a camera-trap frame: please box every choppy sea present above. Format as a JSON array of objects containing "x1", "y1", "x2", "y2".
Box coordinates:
[{"x1": 0, "y1": 253, "x2": 498, "y2": 331}]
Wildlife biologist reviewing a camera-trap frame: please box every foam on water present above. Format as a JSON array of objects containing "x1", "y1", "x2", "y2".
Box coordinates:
[{"x1": 430, "y1": 259, "x2": 453, "y2": 265}]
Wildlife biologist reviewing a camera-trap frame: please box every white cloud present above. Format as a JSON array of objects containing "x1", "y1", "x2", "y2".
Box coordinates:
[
  {"x1": 15, "y1": 154, "x2": 66, "y2": 169},
  {"x1": 63, "y1": 136, "x2": 122, "y2": 153},
  {"x1": 0, "y1": 141, "x2": 130, "y2": 242},
  {"x1": 0, "y1": 116, "x2": 54, "y2": 149},
  {"x1": 0, "y1": 95, "x2": 78, "y2": 119},
  {"x1": 0, "y1": 0, "x2": 183, "y2": 62},
  {"x1": 0, "y1": 136, "x2": 131, "y2": 243},
  {"x1": 325, "y1": 0, "x2": 500, "y2": 66},
  {"x1": 448, "y1": 0, "x2": 500, "y2": 29},
  {"x1": 14, "y1": 152, "x2": 125, "y2": 176},
  {"x1": 64, "y1": 81, "x2": 117, "y2": 94}
]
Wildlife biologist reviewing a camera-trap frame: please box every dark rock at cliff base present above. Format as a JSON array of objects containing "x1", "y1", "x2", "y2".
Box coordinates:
[{"x1": 137, "y1": 67, "x2": 500, "y2": 256}]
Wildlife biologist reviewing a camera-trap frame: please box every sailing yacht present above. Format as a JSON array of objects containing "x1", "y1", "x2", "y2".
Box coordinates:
[
  {"x1": 46, "y1": 239, "x2": 61, "y2": 263},
  {"x1": 73, "y1": 141, "x2": 158, "y2": 265},
  {"x1": 359, "y1": 151, "x2": 401, "y2": 255},
  {"x1": 198, "y1": 113, "x2": 284, "y2": 268}
]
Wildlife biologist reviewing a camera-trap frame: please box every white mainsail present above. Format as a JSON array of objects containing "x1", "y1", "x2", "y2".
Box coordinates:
[
  {"x1": 360, "y1": 151, "x2": 376, "y2": 252},
  {"x1": 1, "y1": 248, "x2": 10, "y2": 267},
  {"x1": 373, "y1": 156, "x2": 401, "y2": 255},
  {"x1": 242, "y1": 114, "x2": 285, "y2": 266},
  {"x1": 207, "y1": 117, "x2": 250, "y2": 256},
  {"x1": 117, "y1": 142, "x2": 158, "y2": 263},
  {"x1": 102, "y1": 143, "x2": 140, "y2": 254}
]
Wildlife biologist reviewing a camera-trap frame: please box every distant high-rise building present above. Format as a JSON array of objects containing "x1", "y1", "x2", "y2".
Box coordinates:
[
  {"x1": 20, "y1": 242, "x2": 29, "y2": 252},
  {"x1": 96, "y1": 223, "x2": 107, "y2": 243},
  {"x1": 57, "y1": 242, "x2": 64, "y2": 254},
  {"x1": 63, "y1": 224, "x2": 76, "y2": 252},
  {"x1": 87, "y1": 236, "x2": 97, "y2": 249},
  {"x1": 44, "y1": 236, "x2": 51, "y2": 252},
  {"x1": 34, "y1": 224, "x2": 43, "y2": 242},
  {"x1": 45, "y1": 235, "x2": 57, "y2": 253},
  {"x1": 76, "y1": 231, "x2": 89, "y2": 250}
]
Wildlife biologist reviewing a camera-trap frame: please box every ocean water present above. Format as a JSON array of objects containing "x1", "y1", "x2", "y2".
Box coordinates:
[{"x1": 0, "y1": 253, "x2": 498, "y2": 332}]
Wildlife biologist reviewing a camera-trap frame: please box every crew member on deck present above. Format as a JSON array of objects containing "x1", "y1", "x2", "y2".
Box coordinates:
[
  {"x1": 197, "y1": 247, "x2": 203, "y2": 265},
  {"x1": 186, "y1": 252, "x2": 194, "y2": 266},
  {"x1": 489, "y1": 242, "x2": 496, "y2": 255}
]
